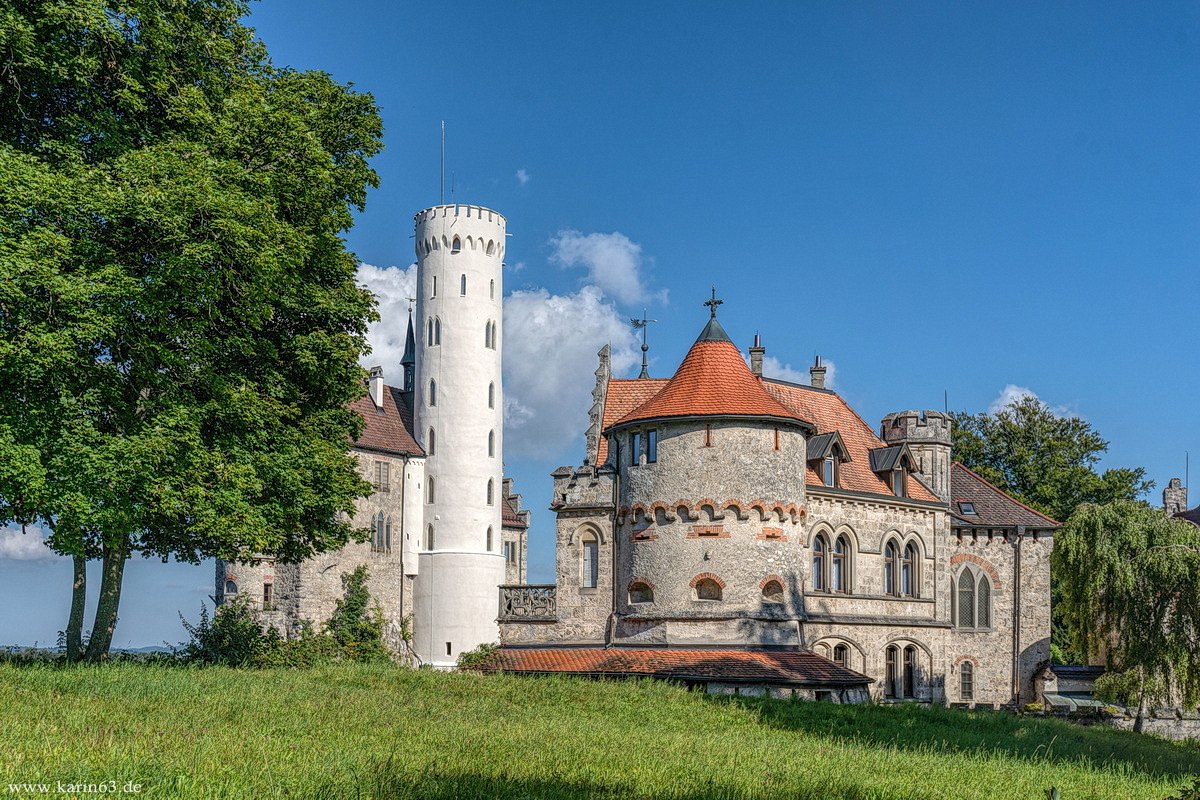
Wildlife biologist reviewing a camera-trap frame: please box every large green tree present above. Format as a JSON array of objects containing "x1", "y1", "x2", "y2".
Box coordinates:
[
  {"x1": 1055, "y1": 501, "x2": 1200, "y2": 729},
  {"x1": 0, "y1": 0, "x2": 383, "y2": 659},
  {"x1": 951, "y1": 395, "x2": 1152, "y2": 525}
]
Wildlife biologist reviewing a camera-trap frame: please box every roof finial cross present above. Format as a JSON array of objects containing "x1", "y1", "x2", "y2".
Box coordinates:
[
  {"x1": 406, "y1": 296, "x2": 416, "y2": 314},
  {"x1": 704, "y1": 285, "x2": 723, "y2": 319},
  {"x1": 630, "y1": 309, "x2": 657, "y2": 379}
]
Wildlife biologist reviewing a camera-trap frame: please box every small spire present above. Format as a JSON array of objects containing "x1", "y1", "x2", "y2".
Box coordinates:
[
  {"x1": 703, "y1": 285, "x2": 723, "y2": 319},
  {"x1": 630, "y1": 309, "x2": 657, "y2": 379},
  {"x1": 400, "y1": 310, "x2": 416, "y2": 392}
]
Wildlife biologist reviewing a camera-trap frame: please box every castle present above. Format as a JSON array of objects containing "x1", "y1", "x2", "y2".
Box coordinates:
[
  {"x1": 216, "y1": 204, "x2": 527, "y2": 667},
  {"x1": 218, "y1": 202, "x2": 1059, "y2": 703},
  {"x1": 493, "y1": 300, "x2": 1060, "y2": 705}
]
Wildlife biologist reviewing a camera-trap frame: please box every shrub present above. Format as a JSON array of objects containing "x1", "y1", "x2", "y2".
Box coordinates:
[
  {"x1": 456, "y1": 642, "x2": 499, "y2": 670},
  {"x1": 325, "y1": 566, "x2": 390, "y2": 663},
  {"x1": 179, "y1": 597, "x2": 278, "y2": 667}
]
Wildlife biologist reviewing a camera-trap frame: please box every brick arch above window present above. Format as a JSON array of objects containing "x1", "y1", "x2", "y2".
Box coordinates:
[
  {"x1": 690, "y1": 572, "x2": 727, "y2": 589},
  {"x1": 949, "y1": 553, "x2": 1002, "y2": 590}
]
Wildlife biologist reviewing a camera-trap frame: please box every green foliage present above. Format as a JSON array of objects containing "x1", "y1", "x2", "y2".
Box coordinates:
[
  {"x1": 1, "y1": 664, "x2": 1198, "y2": 799},
  {"x1": 178, "y1": 567, "x2": 389, "y2": 667},
  {"x1": 325, "y1": 566, "x2": 390, "y2": 662},
  {"x1": 177, "y1": 597, "x2": 277, "y2": 667},
  {"x1": 455, "y1": 642, "x2": 499, "y2": 670},
  {"x1": 951, "y1": 395, "x2": 1152, "y2": 525},
  {"x1": 1165, "y1": 778, "x2": 1200, "y2": 800},
  {"x1": 1055, "y1": 501, "x2": 1200, "y2": 714},
  {"x1": 0, "y1": 0, "x2": 383, "y2": 658}
]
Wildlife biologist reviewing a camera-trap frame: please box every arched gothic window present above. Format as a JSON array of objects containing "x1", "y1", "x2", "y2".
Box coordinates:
[
  {"x1": 427, "y1": 477, "x2": 435, "y2": 504},
  {"x1": 884, "y1": 541, "x2": 898, "y2": 595},
  {"x1": 486, "y1": 526, "x2": 493, "y2": 552},
  {"x1": 488, "y1": 382, "x2": 495, "y2": 408},
  {"x1": 427, "y1": 427, "x2": 436, "y2": 455},
  {"x1": 952, "y1": 568, "x2": 993, "y2": 630},
  {"x1": 429, "y1": 379, "x2": 437, "y2": 406},
  {"x1": 960, "y1": 661, "x2": 974, "y2": 700},
  {"x1": 813, "y1": 532, "x2": 852, "y2": 593},
  {"x1": 425, "y1": 524, "x2": 434, "y2": 550},
  {"x1": 452, "y1": 237, "x2": 461, "y2": 253},
  {"x1": 885, "y1": 644, "x2": 917, "y2": 698},
  {"x1": 460, "y1": 273, "x2": 467, "y2": 294},
  {"x1": 434, "y1": 317, "x2": 441, "y2": 345},
  {"x1": 901, "y1": 543, "x2": 916, "y2": 596},
  {"x1": 486, "y1": 478, "x2": 494, "y2": 505},
  {"x1": 488, "y1": 430, "x2": 495, "y2": 457},
  {"x1": 833, "y1": 643, "x2": 848, "y2": 669},
  {"x1": 490, "y1": 278, "x2": 495, "y2": 299},
  {"x1": 224, "y1": 580, "x2": 238, "y2": 595},
  {"x1": 581, "y1": 532, "x2": 598, "y2": 588}
]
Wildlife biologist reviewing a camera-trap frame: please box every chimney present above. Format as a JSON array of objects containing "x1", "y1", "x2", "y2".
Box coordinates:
[
  {"x1": 749, "y1": 334, "x2": 765, "y2": 377},
  {"x1": 810, "y1": 356, "x2": 826, "y2": 389},
  {"x1": 368, "y1": 365, "x2": 385, "y2": 409}
]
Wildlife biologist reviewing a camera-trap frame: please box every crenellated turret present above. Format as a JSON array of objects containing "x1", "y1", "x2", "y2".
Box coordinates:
[{"x1": 880, "y1": 410, "x2": 953, "y2": 503}]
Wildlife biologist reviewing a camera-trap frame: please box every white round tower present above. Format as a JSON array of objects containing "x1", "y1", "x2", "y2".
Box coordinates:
[{"x1": 412, "y1": 204, "x2": 506, "y2": 666}]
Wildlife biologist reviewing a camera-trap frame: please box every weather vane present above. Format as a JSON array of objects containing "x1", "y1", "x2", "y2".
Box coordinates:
[
  {"x1": 704, "y1": 285, "x2": 723, "y2": 318},
  {"x1": 631, "y1": 309, "x2": 657, "y2": 379},
  {"x1": 407, "y1": 296, "x2": 416, "y2": 314}
]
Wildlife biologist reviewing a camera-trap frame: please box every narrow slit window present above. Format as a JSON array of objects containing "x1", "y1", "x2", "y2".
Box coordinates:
[{"x1": 647, "y1": 429, "x2": 658, "y2": 463}]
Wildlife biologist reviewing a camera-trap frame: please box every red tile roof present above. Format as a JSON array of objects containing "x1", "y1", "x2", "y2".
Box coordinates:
[
  {"x1": 598, "y1": 379, "x2": 667, "y2": 464},
  {"x1": 476, "y1": 647, "x2": 871, "y2": 686},
  {"x1": 1175, "y1": 506, "x2": 1200, "y2": 528},
  {"x1": 611, "y1": 340, "x2": 807, "y2": 428},
  {"x1": 950, "y1": 463, "x2": 1060, "y2": 528},
  {"x1": 349, "y1": 385, "x2": 423, "y2": 456},
  {"x1": 502, "y1": 495, "x2": 528, "y2": 528},
  {"x1": 764, "y1": 381, "x2": 940, "y2": 502}
]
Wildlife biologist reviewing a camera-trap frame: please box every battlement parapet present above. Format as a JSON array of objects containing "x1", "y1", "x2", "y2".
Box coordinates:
[
  {"x1": 414, "y1": 204, "x2": 506, "y2": 227},
  {"x1": 880, "y1": 409, "x2": 952, "y2": 446}
]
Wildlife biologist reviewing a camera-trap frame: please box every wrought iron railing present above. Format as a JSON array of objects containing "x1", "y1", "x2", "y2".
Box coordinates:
[{"x1": 499, "y1": 584, "x2": 557, "y2": 621}]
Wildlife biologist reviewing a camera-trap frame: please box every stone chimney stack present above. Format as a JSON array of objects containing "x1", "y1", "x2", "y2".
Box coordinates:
[
  {"x1": 810, "y1": 356, "x2": 827, "y2": 389},
  {"x1": 368, "y1": 365, "x2": 385, "y2": 408},
  {"x1": 749, "y1": 334, "x2": 765, "y2": 377},
  {"x1": 1164, "y1": 477, "x2": 1188, "y2": 515}
]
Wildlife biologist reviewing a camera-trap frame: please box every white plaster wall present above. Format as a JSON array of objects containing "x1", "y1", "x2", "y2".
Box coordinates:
[{"x1": 412, "y1": 204, "x2": 507, "y2": 665}]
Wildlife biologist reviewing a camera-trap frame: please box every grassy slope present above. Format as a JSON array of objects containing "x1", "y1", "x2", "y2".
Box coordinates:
[{"x1": 1, "y1": 663, "x2": 1197, "y2": 800}]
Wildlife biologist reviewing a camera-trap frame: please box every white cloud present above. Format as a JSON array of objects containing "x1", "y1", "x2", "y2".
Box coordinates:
[
  {"x1": 988, "y1": 384, "x2": 1038, "y2": 415},
  {"x1": 756, "y1": 356, "x2": 837, "y2": 390},
  {"x1": 987, "y1": 384, "x2": 1074, "y2": 417},
  {"x1": 503, "y1": 286, "x2": 640, "y2": 459},
  {"x1": 0, "y1": 526, "x2": 62, "y2": 561},
  {"x1": 516, "y1": 169, "x2": 530, "y2": 186},
  {"x1": 549, "y1": 230, "x2": 666, "y2": 306},
  {"x1": 357, "y1": 262, "x2": 419, "y2": 377}
]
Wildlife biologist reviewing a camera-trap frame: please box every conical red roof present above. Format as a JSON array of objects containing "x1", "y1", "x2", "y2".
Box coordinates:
[{"x1": 611, "y1": 318, "x2": 805, "y2": 428}]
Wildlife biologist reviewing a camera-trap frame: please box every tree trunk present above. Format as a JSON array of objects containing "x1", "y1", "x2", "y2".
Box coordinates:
[
  {"x1": 65, "y1": 553, "x2": 87, "y2": 661},
  {"x1": 1133, "y1": 674, "x2": 1147, "y2": 734},
  {"x1": 84, "y1": 540, "x2": 129, "y2": 661}
]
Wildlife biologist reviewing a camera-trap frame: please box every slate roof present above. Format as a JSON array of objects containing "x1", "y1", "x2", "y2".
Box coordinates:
[
  {"x1": 475, "y1": 647, "x2": 872, "y2": 687},
  {"x1": 763, "y1": 380, "x2": 940, "y2": 502},
  {"x1": 949, "y1": 463, "x2": 1060, "y2": 528},
  {"x1": 610, "y1": 335, "x2": 810, "y2": 429},
  {"x1": 349, "y1": 385, "x2": 423, "y2": 456}
]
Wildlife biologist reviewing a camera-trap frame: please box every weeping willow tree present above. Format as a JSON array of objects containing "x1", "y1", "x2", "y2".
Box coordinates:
[{"x1": 1054, "y1": 501, "x2": 1200, "y2": 731}]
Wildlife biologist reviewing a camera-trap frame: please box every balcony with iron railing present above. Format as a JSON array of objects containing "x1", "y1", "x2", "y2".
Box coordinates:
[{"x1": 498, "y1": 584, "x2": 557, "y2": 622}]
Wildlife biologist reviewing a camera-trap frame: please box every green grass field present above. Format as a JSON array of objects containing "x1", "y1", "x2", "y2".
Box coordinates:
[{"x1": 1, "y1": 662, "x2": 1197, "y2": 799}]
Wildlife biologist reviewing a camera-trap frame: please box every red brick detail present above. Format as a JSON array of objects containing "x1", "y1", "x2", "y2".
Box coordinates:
[
  {"x1": 225, "y1": 574, "x2": 237, "y2": 581},
  {"x1": 690, "y1": 572, "x2": 727, "y2": 589},
  {"x1": 627, "y1": 578, "x2": 656, "y2": 592},
  {"x1": 688, "y1": 524, "x2": 729, "y2": 538},
  {"x1": 630, "y1": 527, "x2": 658, "y2": 542},
  {"x1": 949, "y1": 553, "x2": 1002, "y2": 590},
  {"x1": 758, "y1": 527, "x2": 787, "y2": 541},
  {"x1": 953, "y1": 654, "x2": 980, "y2": 667},
  {"x1": 759, "y1": 575, "x2": 785, "y2": 591}
]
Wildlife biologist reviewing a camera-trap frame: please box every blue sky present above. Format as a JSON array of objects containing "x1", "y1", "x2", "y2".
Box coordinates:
[{"x1": 2, "y1": 0, "x2": 1197, "y2": 648}]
